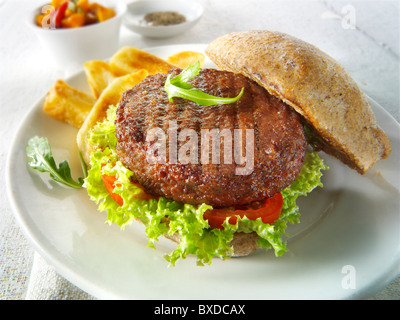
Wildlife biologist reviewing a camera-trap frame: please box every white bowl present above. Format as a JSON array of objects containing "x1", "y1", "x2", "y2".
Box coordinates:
[
  {"x1": 123, "y1": 0, "x2": 203, "y2": 38},
  {"x1": 27, "y1": 1, "x2": 127, "y2": 66}
]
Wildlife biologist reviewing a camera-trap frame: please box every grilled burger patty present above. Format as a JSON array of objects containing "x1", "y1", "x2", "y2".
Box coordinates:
[{"x1": 115, "y1": 68, "x2": 307, "y2": 207}]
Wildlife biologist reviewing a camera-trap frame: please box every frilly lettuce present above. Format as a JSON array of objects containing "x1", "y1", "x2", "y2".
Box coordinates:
[{"x1": 84, "y1": 105, "x2": 329, "y2": 266}]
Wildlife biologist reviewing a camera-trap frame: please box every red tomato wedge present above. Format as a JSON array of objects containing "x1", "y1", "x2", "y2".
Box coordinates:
[
  {"x1": 101, "y1": 173, "x2": 158, "y2": 206},
  {"x1": 203, "y1": 193, "x2": 283, "y2": 230},
  {"x1": 101, "y1": 173, "x2": 124, "y2": 206}
]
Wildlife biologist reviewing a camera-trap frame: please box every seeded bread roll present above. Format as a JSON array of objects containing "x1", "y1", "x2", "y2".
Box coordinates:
[{"x1": 206, "y1": 30, "x2": 391, "y2": 174}]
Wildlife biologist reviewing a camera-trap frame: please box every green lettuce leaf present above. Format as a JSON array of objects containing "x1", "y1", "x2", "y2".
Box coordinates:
[{"x1": 84, "y1": 105, "x2": 329, "y2": 266}]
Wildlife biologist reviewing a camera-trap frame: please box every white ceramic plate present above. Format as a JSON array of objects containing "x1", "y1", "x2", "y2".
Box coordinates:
[
  {"x1": 123, "y1": 0, "x2": 203, "y2": 38},
  {"x1": 6, "y1": 44, "x2": 400, "y2": 300}
]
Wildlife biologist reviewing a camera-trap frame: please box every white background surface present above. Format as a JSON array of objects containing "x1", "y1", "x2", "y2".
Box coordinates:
[{"x1": 1, "y1": 0, "x2": 399, "y2": 299}]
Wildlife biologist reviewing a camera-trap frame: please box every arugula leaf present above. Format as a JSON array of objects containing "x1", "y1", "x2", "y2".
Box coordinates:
[
  {"x1": 164, "y1": 61, "x2": 244, "y2": 106},
  {"x1": 26, "y1": 136, "x2": 86, "y2": 189},
  {"x1": 171, "y1": 61, "x2": 201, "y2": 85}
]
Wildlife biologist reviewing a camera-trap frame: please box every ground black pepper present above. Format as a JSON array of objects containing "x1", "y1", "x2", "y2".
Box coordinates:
[{"x1": 144, "y1": 11, "x2": 186, "y2": 26}]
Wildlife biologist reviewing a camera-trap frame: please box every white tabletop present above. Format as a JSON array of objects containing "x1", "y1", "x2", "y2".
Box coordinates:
[{"x1": 1, "y1": 0, "x2": 399, "y2": 300}]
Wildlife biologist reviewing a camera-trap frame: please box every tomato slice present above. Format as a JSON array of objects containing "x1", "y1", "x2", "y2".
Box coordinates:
[
  {"x1": 203, "y1": 193, "x2": 283, "y2": 230},
  {"x1": 101, "y1": 173, "x2": 158, "y2": 206},
  {"x1": 101, "y1": 173, "x2": 124, "y2": 206}
]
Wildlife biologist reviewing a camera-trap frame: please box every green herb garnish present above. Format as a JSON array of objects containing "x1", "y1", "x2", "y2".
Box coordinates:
[
  {"x1": 164, "y1": 61, "x2": 244, "y2": 106},
  {"x1": 26, "y1": 136, "x2": 87, "y2": 189}
]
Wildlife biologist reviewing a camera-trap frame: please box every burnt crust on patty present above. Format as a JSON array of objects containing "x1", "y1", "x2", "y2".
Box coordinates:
[{"x1": 115, "y1": 68, "x2": 307, "y2": 207}]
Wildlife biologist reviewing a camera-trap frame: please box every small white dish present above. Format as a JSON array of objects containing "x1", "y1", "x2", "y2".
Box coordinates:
[
  {"x1": 123, "y1": 0, "x2": 203, "y2": 38},
  {"x1": 27, "y1": 1, "x2": 127, "y2": 66}
]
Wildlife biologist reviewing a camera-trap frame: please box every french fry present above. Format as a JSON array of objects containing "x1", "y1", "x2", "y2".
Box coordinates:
[
  {"x1": 109, "y1": 46, "x2": 175, "y2": 77},
  {"x1": 84, "y1": 60, "x2": 116, "y2": 99},
  {"x1": 167, "y1": 51, "x2": 205, "y2": 69},
  {"x1": 43, "y1": 46, "x2": 207, "y2": 164},
  {"x1": 43, "y1": 79, "x2": 96, "y2": 128},
  {"x1": 77, "y1": 69, "x2": 149, "y2": 164}
]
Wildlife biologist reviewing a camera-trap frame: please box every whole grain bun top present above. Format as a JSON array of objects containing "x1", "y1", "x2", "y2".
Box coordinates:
[{"x1": 205, "y1": 30, "x2": 391, "y2": 174}]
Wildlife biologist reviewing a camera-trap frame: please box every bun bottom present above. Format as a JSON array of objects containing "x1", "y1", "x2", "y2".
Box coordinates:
[
  {"x1": 164, "y1": 231, "x2": 260, "y2": 258},
  {"x1": 134, "y1": 215, "x2": 260, "y2": 259}
]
